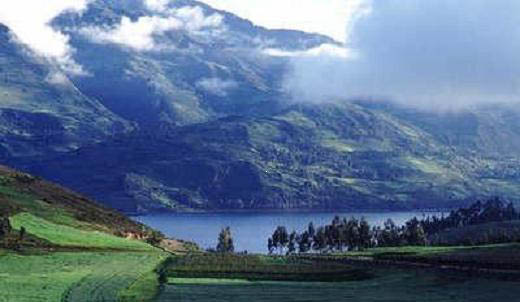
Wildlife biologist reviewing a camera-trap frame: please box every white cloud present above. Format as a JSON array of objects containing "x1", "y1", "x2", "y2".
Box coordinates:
[
  {"x1": 80, "y1": 6, "x2": 222, "y2": 51},
  {"x1": 198, "y1": 0, "x2": 371, "y2": 43},
  {"x1": 196, "y1": 77, "x2": 238, "y2": 97},
  {"x1": 45, "y1": 71, "x2": 71, "y2": 86},
  {"x1": 81, "y1": 16, "x2": 183, "y2": 51},
  {"x1": 283, "y1": 0, "x2": 520, "y2": 111},
  {"x1": 144, "y1": 0, "x2": 170, "y2": 12},
  {"x1": 0, "y1": 0, "x2": 90, "y2": 75},
  {"x1": 264, "y1": 44, "x2": 356, "y2": 59}
]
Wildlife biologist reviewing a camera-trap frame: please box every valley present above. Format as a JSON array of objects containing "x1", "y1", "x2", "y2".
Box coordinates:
[{"x1": 1, "y1": 1, "x2": 520, "y2": 301}]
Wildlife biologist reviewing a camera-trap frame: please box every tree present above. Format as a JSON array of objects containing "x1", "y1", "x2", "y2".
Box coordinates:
[
  {"x1": 312, "y1": 227, "x2": 328, "y2": 253},
  {"x1": 297, "y1": 231, "x2": 311, "y2": 253},
  {"x1": 272, "y1": 226, "x2": 289, "y2": 254},
  {"x1": 358, "y1": 218, "x2": 372, "y2": 250},
  {"x1": 145, "y1": 230, "x2": 163, "y2": 246},
  {"x1": 379, "y1": 219, "x2": 401, "y2": 247},
  {"x1": 308, "y1": 222, "x2": 316, "y2": 238},
  {"x1": 0, "y1": 216, "x2": 11, "y2": 246},
  {"x1": 216, "y1": 227, "x2": 234, "y2": 253},
  {"x1": 345, "y1": 217, "x2": 360, "y2": 251},
  {"x1": 267, "y1": 238, "x2": 275, "y2": 254},
  {"x1": 287, "y1": 231, "x2": 297, "y2": 255},
  {"x1": 19, "y1": 226, "x2": 26, "y2": 242},
  {"x1": 404, "y1": 218, "x2": 427, "y2": 246}
]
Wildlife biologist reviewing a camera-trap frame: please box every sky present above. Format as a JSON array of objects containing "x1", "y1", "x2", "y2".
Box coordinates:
[{"x1": 281, "y1": 0, "x2": 520, "y2": 110}]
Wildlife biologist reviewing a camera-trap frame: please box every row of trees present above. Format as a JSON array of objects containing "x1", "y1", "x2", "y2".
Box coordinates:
[
  {"x1": 266, "y1": 198, "x2": 520, "y2": 254},
  {"x1": 421, "y1": 198, "x2": 518, "y2": 235},
  {"x1": 211, "y1": 198, "x2": 519, "y2": 255},
  {"x1": 267, "y1": 216, "x2": 427, "y2": 255}
]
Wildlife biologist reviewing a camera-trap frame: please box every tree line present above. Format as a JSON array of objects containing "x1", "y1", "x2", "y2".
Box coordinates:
[
  {"x1": 421, "y1": 197, "x2": 518, "y2": 235},
  {"x1": 267, "y1": 216, "x2": 427, "y2": 255},
  {"x1": 267, "y1": 198, "x2": 520, "y2": 254},
  {"x1": 210, "y1": 198, "x2": 520, "y2": 255}
]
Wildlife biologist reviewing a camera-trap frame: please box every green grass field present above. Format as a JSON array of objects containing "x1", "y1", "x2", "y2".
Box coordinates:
[
  {"x1": 0, "y1": 168, "x2": 170, "y2": 302},
  {"x1": 0, "y1": 251, "x2": 166, "y2": 302},
  {"x1": 158, "y1": 269, "x2": 520, "y2": 302},
  {"x1": 166, "y1": 253, "x2": 370, "y2": 282},
  {"x1": 9, "y1": 213, "x2": 154, "y2": 251},
  {"x1": 157, "y1": 244, "x2": 520, "y2": 302}
]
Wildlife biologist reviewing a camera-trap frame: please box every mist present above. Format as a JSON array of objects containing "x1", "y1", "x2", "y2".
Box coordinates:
[{"x1": 282, "y1": 0, "x2": 520, "y2": 111}]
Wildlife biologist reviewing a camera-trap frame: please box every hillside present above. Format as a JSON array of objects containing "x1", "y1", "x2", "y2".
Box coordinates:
[
  {"x1": 18, "y1": 102, "x2": 520, "y2": 213},
  {"x1": 0, "y1": 165, "x2": 161, "y2": 248},
  {"x1": 0, "y1": 165, "x2": 195, "y2": 301}
]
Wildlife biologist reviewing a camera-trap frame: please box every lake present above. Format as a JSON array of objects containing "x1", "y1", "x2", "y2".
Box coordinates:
[{"x1": 135, "y1": 211, "x2": 436, "y2": 254}]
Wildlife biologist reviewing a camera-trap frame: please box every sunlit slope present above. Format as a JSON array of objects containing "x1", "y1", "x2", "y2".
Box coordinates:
[
  {"x1": 0, "y1": 165, "x2": 155, "y2": 250},
  {"x1": 27, "y1": 102, "x2": 520, "y2": 212}
]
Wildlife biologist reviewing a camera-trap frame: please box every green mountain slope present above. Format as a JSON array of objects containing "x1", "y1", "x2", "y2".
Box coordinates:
[
  {"x1": 0, "y1": 165, "x2": 175, "y2": 302},
  {"x1": 22, "y1": 103, "x2": 520, "y2": 213},
  {"x1": 0, "y1": 165, "x2": 157, "y2": 248}
]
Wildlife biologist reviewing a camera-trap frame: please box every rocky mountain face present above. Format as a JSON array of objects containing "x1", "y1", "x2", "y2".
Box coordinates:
[
  {"x1": 54, "y1": 0, "x2": 333, "y2": 127},
  {"x1": 2, "y1": 1, "x2": 520, "y2": 213}
]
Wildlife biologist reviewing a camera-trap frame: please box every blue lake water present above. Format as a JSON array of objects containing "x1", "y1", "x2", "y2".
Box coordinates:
[{"x1": 135, "y1": 211, "x2": 437, "y2": 254}]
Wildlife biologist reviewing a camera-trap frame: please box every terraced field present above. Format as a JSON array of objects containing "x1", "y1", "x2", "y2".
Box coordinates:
[
  {"x1": 0, "y1": 167, "x2": 170, "y2": 301},
  {"x1": 158, "y1": 270, "x2": 520, "y2": 302},
  {"x1": 9, "y1": 213, "x2": 154, "y2": 251},
  {"x1": 0, "y1": 251, "x2": 166, "y2": 302}
]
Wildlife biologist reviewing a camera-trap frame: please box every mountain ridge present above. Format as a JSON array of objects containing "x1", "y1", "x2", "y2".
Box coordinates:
[{"x1": 1, "y1": 1, "x2": 520, "y2": 213}]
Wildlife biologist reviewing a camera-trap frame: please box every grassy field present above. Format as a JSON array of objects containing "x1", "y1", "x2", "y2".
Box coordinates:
[
  {"x1": 0, "y1": 167, "x2": 172, "y2": 302},
  {"x1": 157, "y1": 244, "x2": 520, "y2": 302},
  {"x1": 159, "y1": 268, "x2": 520, "y2": 302},
  {"x1": 166, "y1": 253, "x2": 370, "y2": 282},
  {"x1": 9, "y1": 213, "x2": 154, "y2": 251},
  {"x1": 0, "y1": 251, "x2": 166, "y2": 302}
]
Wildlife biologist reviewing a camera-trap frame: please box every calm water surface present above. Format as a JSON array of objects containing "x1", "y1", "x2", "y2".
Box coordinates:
[{"x1": 135, "y1": 211, "x2": 435, "y2": 254}]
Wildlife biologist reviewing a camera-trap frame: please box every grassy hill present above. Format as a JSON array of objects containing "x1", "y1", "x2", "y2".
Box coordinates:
[{"x1": 0, "y1": 165, "x2": 188, "y2": 302}]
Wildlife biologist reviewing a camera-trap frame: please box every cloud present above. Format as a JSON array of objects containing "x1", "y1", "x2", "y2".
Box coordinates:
[
  {"x1": 198, "y1": 0, "x2": 371, "y2": 43},
  {"x1": 80, "y1": 6, "x2": 222, "y2": 51},
  {"x1": 144, "y1": 0, "x2": 170, "y2": 12},
  {"x1": 283, "y1": 0, "x2": 520, "y2": 110},
  {"x1": 45, "y1": 71, "x2": 71, "y2": 86},
  {"x1": 0, "y1": 0, "x2": 90, "y2": 75},
  {"x1": 80, "y1": 16, "x2": 182, "y2": 51},
  {"x1": 264, "y1": 44, "x2": 356, "y2": 59},
  {"x1": 196, "y1": 77, "x2": 238, "y2": 97}
]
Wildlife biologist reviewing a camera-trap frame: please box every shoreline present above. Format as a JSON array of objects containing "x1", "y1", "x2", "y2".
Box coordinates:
[{"x1": 128, "y1": 208, "x2": 451, "y2": 217}]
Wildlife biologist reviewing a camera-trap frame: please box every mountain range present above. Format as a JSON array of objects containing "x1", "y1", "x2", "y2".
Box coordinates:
[{"x1": 2, "y1": 0, "x2": 520, "y2": 213}]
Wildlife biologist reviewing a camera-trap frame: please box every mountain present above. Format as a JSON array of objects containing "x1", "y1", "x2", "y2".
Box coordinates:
[
  {"x1": 1, "y1": 1, "x2": 520, "y2": 213},
  {"x1": 0, "y1": 24, "x2": 133, "y2": 160},
  {"x1": 17, "y1": 102, "x2": 520, "y2": 213},
  {"x1": 54, "y1": 0, "x2": 333, "y2": 127}
]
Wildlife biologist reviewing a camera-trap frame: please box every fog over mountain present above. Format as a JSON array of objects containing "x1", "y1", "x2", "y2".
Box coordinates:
[
  {"x1": 1, "y1": 0, "x2": 520, "y2": 213},
  {"x1": 283, "y1": 0, "x2": 520, "y2": 111}
]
